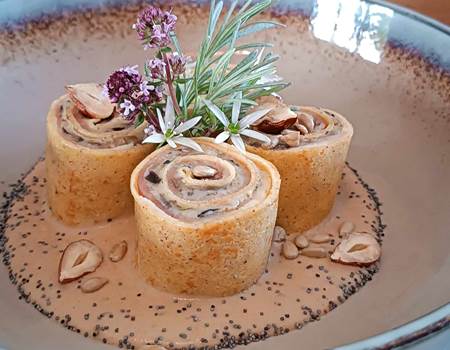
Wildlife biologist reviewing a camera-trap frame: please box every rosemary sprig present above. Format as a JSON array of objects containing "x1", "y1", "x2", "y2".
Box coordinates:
[
  {"x1": 105, "y1": 0, "x2": 289, "y2": 141},
  {"x1": 175, "y1": 0, "x2": 288, "y2": 133}
]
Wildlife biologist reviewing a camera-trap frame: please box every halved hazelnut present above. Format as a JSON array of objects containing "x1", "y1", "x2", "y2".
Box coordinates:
[
  {"x1": 300, "y1": 246, "x2": 328, "y2": 258},
  {"x1": 109, "y1": 240, "x2": 128, "y2": 263},
  {"x1": 81, "y1": 277, "x2": 109, "y2": 293},
  {"x1": 192, "y1": 165, "x2": 217, "y2": 179},
  {"x1": 297, "y1": 113, "x2": 315, "y2": 132},
  {"x1": 251, "y1": 96, "x2": 297, "y2": 134},
  {"x1": 309, "y1": 233, "x2": 333, "y2": 244},
  {"x1": 294, "y1": 234, "x2": 309, "y2": 249},
  {"x1": 331, "y1": 233, "x2": 381, "y2": 266},
  {"x1": 65, "y1": 83, "x2": 114, "y2": 119},
  {"x1": 273, "y1": 226, "x2": 287, "y2": 243},
  {"x1": 294, "y1": 121, "x2": 309, "y2": 135},
  {"x1": 261, "y1": 134, "x2": 280, "y2": 150},
  {"x1": 59, "y1": 240, "x2": 103, "y2": 283},
  {"x1": 282, "y1": 241, "x2": 299, "y2": 259},
  {"x1": 279, "y1": 129, "x2": 301, "y2": 147}
]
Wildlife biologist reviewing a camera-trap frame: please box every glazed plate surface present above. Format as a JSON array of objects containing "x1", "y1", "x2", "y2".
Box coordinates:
[{"x1": 0, "y1": 0, "x2": 449, "y2": 349}]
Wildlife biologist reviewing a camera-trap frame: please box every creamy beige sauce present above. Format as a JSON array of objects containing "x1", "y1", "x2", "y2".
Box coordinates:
[
  {"x1": 58, "y1": 98, "x2": 146, "y2": 149},
  {"x1": 137, "y1": 143, "x2": 272, "y2": 221},
  {"x1": 3, "y1": 161, "x2": 383, "y2": 349}
]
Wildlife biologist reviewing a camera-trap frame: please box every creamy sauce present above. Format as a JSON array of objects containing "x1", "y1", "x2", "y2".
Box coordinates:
[{"x1": 2, "y1": 161, "x2": 384, "y2": 349}]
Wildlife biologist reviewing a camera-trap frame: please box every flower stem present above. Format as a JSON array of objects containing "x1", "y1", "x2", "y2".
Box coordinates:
[
  {"x1": 162, "y1": 52, "x2": 183, "y2": 117},
  {"x1": 142, "y1": 105, "x2": 161, "y2": 132}
]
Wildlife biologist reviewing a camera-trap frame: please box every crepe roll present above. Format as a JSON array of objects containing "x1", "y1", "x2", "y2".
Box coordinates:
[
  {"x1": 46, "y1": 83, "x2": 153, "y2": 225},
  {"x1": 247, "y1": 97, "x2": 353, "y2": 234},
  {"x1": 130, "y1": 138, "x2": 280, "y2": 296}
]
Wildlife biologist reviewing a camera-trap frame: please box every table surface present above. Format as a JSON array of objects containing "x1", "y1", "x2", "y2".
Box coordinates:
[{"x1": 390, "y1": 0, "x2": 450, "y2": 25}]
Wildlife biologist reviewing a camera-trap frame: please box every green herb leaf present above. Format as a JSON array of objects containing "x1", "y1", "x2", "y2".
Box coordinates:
[
  {"x1": 175, "y1": 77, "x2": 193, "y2": 84},
  {"x1": 235, "y1": 42, "x2": 274, "y2": 51},
  {"x1": 237, "y1": 21, "x2": 285, "y2": 39},
  {"x1": 170, "y1": 32, "x2": 183, "y2": 54},
  {"x1": 142, "y1": 0, "x2": 288, "y2": 136},
  {"x1": 208, "y1": 1, "x2": 224, "y2": 38},
  {"x1": 156, "y1": 47, "x2": 173, "y2": 59},
  {"x1": 134, "y1": 113, "x2": 145, "y2": 127}
]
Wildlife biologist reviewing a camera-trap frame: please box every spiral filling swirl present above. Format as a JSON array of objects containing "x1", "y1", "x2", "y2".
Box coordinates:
[
  {"x1": 293, "y1": 106, "x2": 340, "y2": 140},
  {"x1": 58, "y1": 97, "x2": 146, "y2": 149},
  {"x1": 137, "y1": 141, "x2": 273, "y2": 221}
]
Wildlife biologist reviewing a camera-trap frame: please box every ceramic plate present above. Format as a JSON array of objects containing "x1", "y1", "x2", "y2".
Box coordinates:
[{"x1": 0, "y1": 0, "x2": 449, "y2": 349}]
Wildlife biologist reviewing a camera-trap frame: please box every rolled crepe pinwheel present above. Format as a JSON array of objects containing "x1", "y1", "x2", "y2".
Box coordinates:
[
  {"x1": 46, "y1": 83, "x2": 153, "y2": 225},
  {"x1": 247, "y1": 97, "x2": 353, "y2": 234},
  {"x1": 130, "y1": 138, "x2": 281, "y2": 296}
]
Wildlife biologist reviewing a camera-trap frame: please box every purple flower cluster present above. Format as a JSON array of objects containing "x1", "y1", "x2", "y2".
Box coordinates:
[
  {"x1": 146, "y1": 53, "x2": 187, "y2": 81},
  {"x1": 104, "y1": 66, "x2": 141, "y2": 103},
  {"x1": 104, "y1": 65, "x2": 163, "y2": 120},
  {"x1": 146, "y1": 58, "x2": 166, "y2": 80},
  {"x1": 168, "y1": 53, "x2": 187, "y2": 77},
  {"x1": 132, "y1": 6, "x2": 177, "y2": 49},
  {"x1": 104, "y1": 6, "x2": 185, "y2": 123}
]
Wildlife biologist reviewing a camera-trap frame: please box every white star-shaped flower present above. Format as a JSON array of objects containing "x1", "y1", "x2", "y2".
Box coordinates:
[
  {"x1": 143, "y1": 96, "x2": 203, "y2": 152},
  {"x1": 202, "y1": 93, "x2": 271, "y2": 153}
]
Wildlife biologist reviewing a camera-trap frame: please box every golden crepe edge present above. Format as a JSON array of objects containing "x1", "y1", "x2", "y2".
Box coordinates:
[
  {"x1": 46, "y1": 95, "x2": 154, "y2": 225},
  {"x1": 247, "y1": 106, "x2": 353, "y2": 234},
  {"x1": 130, "y1": 137, "x2": 281, "y2": 296}
]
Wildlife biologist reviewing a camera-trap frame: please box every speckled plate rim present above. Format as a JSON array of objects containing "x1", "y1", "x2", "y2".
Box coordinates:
[
  {"x1": 332, "y1": 3, "x2": 450, "y2": 347},
  {"x1": 320, "y1": 2, "x2": 450, "y2": 348},
  {"x1": 0, "y1": 0, "x2": 449, "y2": 349},
  {"x1": 337, "y1": 302, "x2": 450, "y2": 349},
  {"x1": 318, "y1": 3, "x2": 450, "y2": 347}
]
